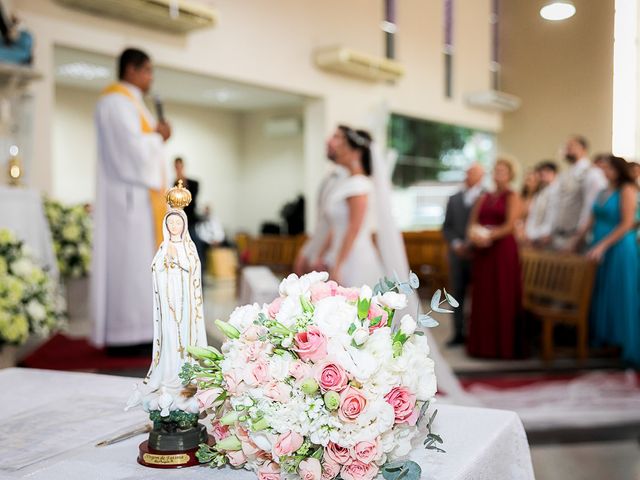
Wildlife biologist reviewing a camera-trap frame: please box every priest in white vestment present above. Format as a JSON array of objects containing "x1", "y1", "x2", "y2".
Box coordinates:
[{"x1": 91, "y1": 48, "x2": 172, "y2": 352}]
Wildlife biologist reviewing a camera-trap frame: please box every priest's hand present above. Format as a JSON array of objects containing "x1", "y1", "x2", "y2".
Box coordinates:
[{"x1": 156, "y1": 121, "x2": 172, "y2": 142}]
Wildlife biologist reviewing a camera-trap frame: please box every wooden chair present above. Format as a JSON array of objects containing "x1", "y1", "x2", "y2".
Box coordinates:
[
  {"x1": 520, "y1": 248, "x2": 597, "y2": 363},
  {"x1": 245, "y1": 234, "x2": 306, "y2": 276},
  {"x1": 402, "y1": 230, "x2": 449, "y2": 292}
]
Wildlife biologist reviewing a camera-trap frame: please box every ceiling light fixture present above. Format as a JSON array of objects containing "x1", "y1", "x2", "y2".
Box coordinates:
[
  {"x1": 57, "y1": 62, "x2": 111, "y2": 80},
  {"x1": 540, "y1": 1, "x2": 576, "y2": 21}
]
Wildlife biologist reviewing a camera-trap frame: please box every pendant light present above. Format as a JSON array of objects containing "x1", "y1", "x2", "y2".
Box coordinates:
[{"x1": 540, "y1": 1, "x2": 576, "y2": 21}]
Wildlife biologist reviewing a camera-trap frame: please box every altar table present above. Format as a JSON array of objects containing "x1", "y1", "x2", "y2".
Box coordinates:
[{"x1": 0, "y1": 368, "x2": 535, "y2": 480}]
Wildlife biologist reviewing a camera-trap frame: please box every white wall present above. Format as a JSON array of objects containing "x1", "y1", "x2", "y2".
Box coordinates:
[
  {"x1": 237, "y1": 109, "x2": 304, "y2": 235},
  {"x1": 52, "y1": 85, "x2": 304, "y2": 234},
  {"x1": 17, "y1": 0, "x2": 501, "y2": 199}
]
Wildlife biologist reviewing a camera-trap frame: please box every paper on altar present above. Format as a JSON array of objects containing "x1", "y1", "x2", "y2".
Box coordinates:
[{"x1": 0, "y1": 395, "x2": 146, "y2": 472}]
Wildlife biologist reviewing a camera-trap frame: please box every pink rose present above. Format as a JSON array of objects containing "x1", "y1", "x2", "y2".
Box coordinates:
[
  {"x1": 310, "y1": 281, "x2": 339, "y2": 302},
  {"x1": 336, "y1": 286, "x2": 360, "y2": 303},
  {"x1": 367, "y1": 303, "x2": 389, "y2": 332},
  {"x1": 353, "y1": 440, "x2": 378, "y2": 464},
  {"x1": 325, "y1": 442, "x2": 353, "y2": 465},
  {"x1": 243, "y1": 324, "x2": 266, "y2": 341},
  {"x1": 294, "y1": 327, "x2": 328, "y2": 362},
  {"x1": 339, "y1": 386, "x2": 367, "y2": 422},
  {"x1": 265, "y1": 381, "x2": 292, "y2": 403},
  {"x1": 289, "y1": 360, "x2": 311, "y2": 380},
  {"x1": 258, "y1": 462, "x2": 281, "y2": 480},
  {"x1": 224, "y1": 371, "x2": 244, "y2": 394},
  {"x1": 268, "y1": 297, "x2": 284, "y2": 319},
  {"x1": 246, "y1": 360, "x2": 270, "y2": 386},
  {"x1": 315, "y1": 361, "x2": 349, "y2": 392},
  {"x1": 384, "y1": 386, "x2": 418, "y2": 425},
  {"x1": 299, "y1": 458, "x2": 322, "y2": 480},
  {"x1": 211, "y1": 421, "x2": 230, "y2": 442},
  {"x1": 236, "y1": 426, "x2": 251, "y2": 443},
  {"x1": 246, "y1": 341, "x2": 266, "y2": 361},
  {"x1": 241, "y1": 439, "x2": 260, "y2": 457},
  {"x1": 227, "y1": 449, "x2": 247, "y2": 467},
  {"x1": 273, "y1": 430, "x2": 304, "y2": 457},
  {"x1": 195, "y1": 388, "x2": 221, "y2": 410},
  {"x1": 341, "y1": 461, "x2": 378, "y2": 480},
  {"x1": 322, "y1": 458, "x2": 341, "y2": 480}
]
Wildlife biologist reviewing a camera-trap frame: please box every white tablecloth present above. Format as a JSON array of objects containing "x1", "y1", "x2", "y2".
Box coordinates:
[
  {"x1": 0, "y1": 368, "x2": 534, "y2": 480},
  {"x1": 0, "y1": 186, "x2": 57, "y2": 279}
]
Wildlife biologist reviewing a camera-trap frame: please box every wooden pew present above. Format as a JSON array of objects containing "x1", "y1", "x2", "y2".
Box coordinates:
[
  {"x1": 402, "y1": 230, "x2": 449, "y2": 292},
  {"x1": 520, "y1": 248, "x2": 597, "y2": 363}
]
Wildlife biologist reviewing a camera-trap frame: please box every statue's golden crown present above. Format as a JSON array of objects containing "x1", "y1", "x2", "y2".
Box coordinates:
[{"x1": 166, "y1": 179, "x2": 192, "y2": 209}]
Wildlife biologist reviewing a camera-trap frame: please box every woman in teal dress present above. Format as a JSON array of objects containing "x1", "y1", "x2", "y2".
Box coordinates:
[{"x1": 575, "y1": 155, "x2": 639, "y2": 367}]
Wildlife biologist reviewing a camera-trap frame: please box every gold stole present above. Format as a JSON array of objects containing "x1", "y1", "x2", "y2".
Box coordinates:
[{"x1": 101, "y1": 83, "x2": 166, "y2": 247}]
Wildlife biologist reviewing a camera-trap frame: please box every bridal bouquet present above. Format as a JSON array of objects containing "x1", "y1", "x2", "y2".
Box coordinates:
[
  {"x1": 181, "y1": 272, "x2": 456, "y2": 480},
  {"x1": 43, "y1": 198, "x2": 92, "y2": 279},
  {"x1": 0, "y1": 229, "x2": 65, "y2": 345}
]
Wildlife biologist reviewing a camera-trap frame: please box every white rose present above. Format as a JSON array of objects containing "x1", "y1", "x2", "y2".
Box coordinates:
[
  {"x1": 275, "y1": 296, "x2": 302, "y2": 328},
  {"x1": 400, "y1": 314, "x2": 417, "y2": 336},
  {"x1": 10, "y1": 258, "x2": 34, "y2": 278},
  {"x1": 363, "y1": 328, "x2": 393, "y2": 363},
  {"x1": 352, "y1": 327, "x2": 369, "y2": 346},
  {"x1": 228, "y1": 304, "x2": 261, "y2": 333},
  {"x1": 377, "y1": 292, "x2": 408, "y2": 310},
  {"x1": 26, "y1": 300, "x2": 46, "y2": 321},
  {"x1": 313, "y1": 296, "x2": 356, "y2": 337},
  {"x1": 268, "y1": 353, "x2": 292, "y2": 381},
  {"x1": 359, "y1": 284, "x2": 372, "y2": 301}
]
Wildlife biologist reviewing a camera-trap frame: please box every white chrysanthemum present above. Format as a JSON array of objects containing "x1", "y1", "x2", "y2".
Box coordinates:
[
  {"x1": 25, "y1": 300, "x2": 46, "y2": 322},
  {"x1": 228, "y1": 304, "x2": 261, "y2": 333},
  {"x1": 10, "y1": 258, "x2": 34, "y2": 278}
]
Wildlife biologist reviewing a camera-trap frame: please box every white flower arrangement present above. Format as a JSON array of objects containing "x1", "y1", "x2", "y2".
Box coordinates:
[
  {"x1": 0, "y1": 229, "x2": 65, "y2": 346},
  {"x1": 44, "y1": 198, "x2": 92, "y2": 279},
  {"x1": 181, "y1": 272, "x2": 456, "y2": 480}
]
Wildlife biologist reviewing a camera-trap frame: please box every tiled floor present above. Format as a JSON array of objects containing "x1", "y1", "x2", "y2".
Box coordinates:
[{"x1": 63, "y1": 277, "x2": 640, "y2": 480}]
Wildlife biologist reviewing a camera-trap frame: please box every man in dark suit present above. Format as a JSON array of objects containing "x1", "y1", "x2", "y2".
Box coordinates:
[
  {"x1": 174, "y1": 157, "x2": 205, "y2": 275},
  {"x1": 442, "y1": 163, "x2": 485, "y2": 346}
]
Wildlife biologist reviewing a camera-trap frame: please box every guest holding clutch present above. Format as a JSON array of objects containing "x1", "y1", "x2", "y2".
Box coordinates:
[{"x1": 466, "y1": 157, "x2": 524, "y2": 359}]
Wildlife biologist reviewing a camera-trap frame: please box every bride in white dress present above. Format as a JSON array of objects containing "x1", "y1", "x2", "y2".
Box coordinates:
[{"x1": 316, "y1": 126, "x2": 384, "y2": 287}]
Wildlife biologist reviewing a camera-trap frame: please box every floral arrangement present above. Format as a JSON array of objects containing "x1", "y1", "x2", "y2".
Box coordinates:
[
  {"x1": 0, "y1": 229, "x2": 65, "y2": 345},
  {"x1": 181, "y1": 271, "x2": 457, "y2": 480},
  {"x1": 43, "y1": 198, "x2": 92, "y2": 279}
]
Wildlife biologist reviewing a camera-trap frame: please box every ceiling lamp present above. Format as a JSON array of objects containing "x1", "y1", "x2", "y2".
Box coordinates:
[{"x1": 540, "y1": 1, "x2": 576, "y2": 21}]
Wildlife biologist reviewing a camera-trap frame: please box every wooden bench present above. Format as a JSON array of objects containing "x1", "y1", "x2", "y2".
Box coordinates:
[{"x1": 520, "y1": 248, "x2": 597, "y2": 363}]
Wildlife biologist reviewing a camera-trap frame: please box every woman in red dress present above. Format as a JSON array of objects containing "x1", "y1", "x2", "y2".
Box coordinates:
[{"x1": 466, "y1": 158, "x2": 524, "y2": 359}]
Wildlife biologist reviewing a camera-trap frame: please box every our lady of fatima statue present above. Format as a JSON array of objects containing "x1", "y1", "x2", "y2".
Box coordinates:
[{"x1": 127, "y1": 180, "x2": 207, "y2": 417}]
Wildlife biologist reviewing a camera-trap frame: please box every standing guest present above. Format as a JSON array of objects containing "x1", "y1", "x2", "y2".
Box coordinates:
[
  {"x1": 91, "y1": 48, "x2": 171, "y2": 356},
  {"x1": 442, "y1": 163, "x2": 485, "y2": 346},
  {"x1": 516, "y1": 170, "x2": 540, "y2": 241},
  {"x1": 293, "y1": 126, "x2": 348, "y2": 275},
  {"x1": 548, "y1": 136, "x2": 607, "y2": 251},
  {"x1": 197, "y1": 204, "x2": 226, "y2": 247},
  {"x1": 523, "y1": 161, "x2": 558, "y2": 247},
  {"x1": 466, "y1": 157, "x2": 524, "y2": 359},
  {"x1": 174, "y1": 157, "x2": 206, "y2": 276},
  {"x1": 572, "y1": 155, "x2": 639, "y2": 367}
]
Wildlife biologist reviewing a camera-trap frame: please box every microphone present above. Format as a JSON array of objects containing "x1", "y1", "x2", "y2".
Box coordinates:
[{"x1": 153, "y1": 94, "x2": 165, "y2": 123}]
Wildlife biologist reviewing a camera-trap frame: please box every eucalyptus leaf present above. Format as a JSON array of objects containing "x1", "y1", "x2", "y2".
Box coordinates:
[
  {"x1": 382, "y1": 461, "x2": 422, "y2": 480},
  {"x1": 443, "y1": 288, "x2": 460, "y2": 308},
  {"x1": 430, "y1": 289, "x2": 442, "y2": 310},
  {"x1": 409, "y1": 271, "x2": 420, "y2": 289},
  {"x1": 432, "y1": 305, "x2": 454, "y2": 314},
  {"x1": 398, "y1": 283, "x2": 413, "y2": 295},
  {"x1": 418, "y1": 314, "x2": 439, "y2": 328}
]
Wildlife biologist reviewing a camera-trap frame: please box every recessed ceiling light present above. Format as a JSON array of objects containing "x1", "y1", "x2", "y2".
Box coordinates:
[
  {"x1": 540, "y1": 1, "x2": 576, "y2": 21},
  {"x1": 57, "y1": 62, "x2": 111, "y2": 80}
]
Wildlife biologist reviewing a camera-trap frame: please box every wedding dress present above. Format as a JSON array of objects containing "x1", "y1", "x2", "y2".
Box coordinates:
[{"x1": 323, "y1": 174, "x2": 385, "y2": 288}]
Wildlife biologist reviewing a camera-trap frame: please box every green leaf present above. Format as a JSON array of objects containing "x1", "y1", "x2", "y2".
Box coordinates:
[
  {"x1": 300, "y1": 295, "x2": 315, "y2": 314},
  {"x1": 443, "y1": 288, "x2": 459, "y2": 308},
  {"x1": 357, "y1": 298, "x2": 370, "y2": 320},
  {"x1": 418, "y1": 314, "x2": 439, "y2": 328},
  {"x1": 382, "y1": 461, "x2": 422, "y2": 480},
  {"x1": 347, "y1": 323, "x2": 357, "y2": 335},
  {"x1": 369, "y1": 315, "x2": 383, "y2": 327}
]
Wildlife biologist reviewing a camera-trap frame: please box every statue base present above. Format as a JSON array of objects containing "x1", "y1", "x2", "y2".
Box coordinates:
[{"x1": 137, "y1": 435, "x2": 213, "y2": 469}]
